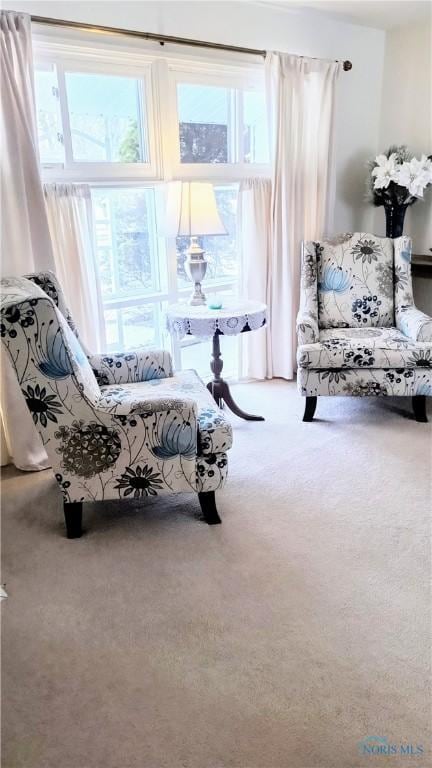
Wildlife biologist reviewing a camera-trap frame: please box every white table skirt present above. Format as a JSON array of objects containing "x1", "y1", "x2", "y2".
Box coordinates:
[{"x1": 166, "y1": 300, "x2": 267, "y2": 340}]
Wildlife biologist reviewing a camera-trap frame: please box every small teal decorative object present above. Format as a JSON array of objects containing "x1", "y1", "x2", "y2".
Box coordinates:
[{"x1": 209, "y1": 300, "x2": 223, "y2": 309}]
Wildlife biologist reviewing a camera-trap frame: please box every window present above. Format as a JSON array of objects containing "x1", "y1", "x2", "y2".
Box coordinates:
[
  {"x1": 92, "y1": 187, "x2": 160, "y2": 298},
  {"x1": 34, "y1": 36, "x2": 269, "y2": 377},
  {"x1": 103, "y1": 304, "x2": 167, "y2": 352},
  {"x1": 177, "y1": 83, "x2": 232, "y2": 164},
  {"x1": 34, "y1": 58, "x2": 156, "y2": 178},
  {"x1": 65, "y1": 72, "x2": 148, "y2": 163},
  {"x1": 173, "y1": 75, "x2": 269, "y2": 169}
]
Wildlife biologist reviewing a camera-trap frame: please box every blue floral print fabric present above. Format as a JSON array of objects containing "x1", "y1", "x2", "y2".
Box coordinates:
[
  {"x1": 0, "y1": 276, "x2": 231, "y2": 502},
  {"x1": 297, "y1": 234, "x2": 432, "y2": 398},
  {"x1": 297, "y1": 327, "x2": 432, "y2": 370},
  {"x1": 316, "y1": 233, "x2": 395, "y2": 329},
  {"x1": 298, "y1": 367, "x2": 431, "y2": 397}
]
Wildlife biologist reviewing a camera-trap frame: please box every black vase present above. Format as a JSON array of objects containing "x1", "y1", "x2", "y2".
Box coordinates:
[{"x1": 383, "y1": 203, "x2": 408, "y2": 238}]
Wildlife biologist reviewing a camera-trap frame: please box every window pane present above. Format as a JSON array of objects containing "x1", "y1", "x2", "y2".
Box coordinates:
[
  {"x1": 104, "y1": 303, "x2": 167, "y2": 352},
  {"x1": 92, "y1": 188, "x2": 160, "y2": 299},
  {"x1": 176, "y1": 185, "x2": 238, "y2": 290},
  {"x1": 243, "y1": 91, "x2": 269, "y2": 163},
  {"x1": 177, "y1": 83, "x2": 231, "y2": 163},
  {"x1": 34, "y1": 66, "x2": 64, "y2": 164},
  {"x1": 65, "y1": 72, "x2": 147, "y2": 163}
]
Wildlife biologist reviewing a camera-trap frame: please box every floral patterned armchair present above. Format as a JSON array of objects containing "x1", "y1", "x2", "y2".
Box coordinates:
[
  {"x1": 296, "y1": 233, "x2": 432, "y2": 422},
  {"x1": 0, "y1": 272, "x2": 233, "y2": 537}
]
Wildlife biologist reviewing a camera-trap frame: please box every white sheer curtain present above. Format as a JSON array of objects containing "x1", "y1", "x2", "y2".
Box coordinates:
[
  {"x1": 265, "y1": 52, "x2": 341, "y2": 379},
  {"x1": 0, "y1": 12, "x2": 53, "y2": 274},
  {"x1": 43, "y1": 184, "x2": 105, "y2": 353},
  {"x1": 238, "y1": 179, "x2": 272, "y2": 380},
  {"x1": 0, "y1": 11, "x2": 54, "y2": 470},
  {"x1": 0, "y1": 13, "x2": 104, "y2": 469}
]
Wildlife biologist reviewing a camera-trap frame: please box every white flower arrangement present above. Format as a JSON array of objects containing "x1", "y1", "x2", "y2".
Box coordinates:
[{"x1": 368, "y1": 145, "x2": 432, "y2": 207}]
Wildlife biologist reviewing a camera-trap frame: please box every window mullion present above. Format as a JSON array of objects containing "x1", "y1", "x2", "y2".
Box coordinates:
[
  {"x1": 155, "y1": 59, "x2": 177, "y2": 179},
  {"x1": 165, "y1": 236, "x2": 182, "y2": 370},
  {"x1": 228, "y1": 87, "x2": 236, "y2": 164},
  {"x1": 103, "y1": 292, "x2": 170, "y2": 310},
  {"x1": 152, "y1": 59, "x2": 182, "y2": 365},
  {"x1": 136, "y1": 79, "x2": 146, "y2": 164},
  {"x1": 56, "y1": 64, "x2": 73, "y2": 166},
  {"x1": 237, "y1": 89, "x2": 244, "y2": 164}
]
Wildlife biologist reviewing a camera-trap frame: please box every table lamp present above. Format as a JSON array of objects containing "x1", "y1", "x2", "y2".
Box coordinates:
[{"x1": 165, "y1": 182, "x2": 226, "y2": 305}]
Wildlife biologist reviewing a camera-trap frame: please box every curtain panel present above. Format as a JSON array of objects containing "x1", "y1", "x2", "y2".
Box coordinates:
[
  {"x1": 238, "y1": 178, "x2": 272, "y2": 380},
  {"x1": 43, "y1": 183, "x2": 105, "y2": 353},
  {"x1": 0, "y1": 12, "x2": 54, "y2": 274},
  {"x1": 0, "y1": 11, "x2": 54, "y2": 469},
  {"x1": 264, "y1": 52, "x2": 341, "y2": 379},
  {"x1": 0, "y1": 12, "x2": 104, "y2": 469}
]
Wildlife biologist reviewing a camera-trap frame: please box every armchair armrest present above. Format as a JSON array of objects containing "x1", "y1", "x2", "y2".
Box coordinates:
[
  {"x1": 296, "y1": 311, "x2": 319, "y2": 344},
  {"x1": 88, "y1": 348, "x2": 173, "y2": 386},
  {"x1": 94, "y1": 390, "x2": 198, "y2": 465},
  {"x1": 297, "y1": 240, "x2": 319, "y2": 344},
  {"x1": 88, "y1": 386, "x2": 198, "y2": 474},
  {"x1": 96, "y1": 387, "x2": 197, "y2": 418},
  {"x1": 396, "y1": 305, "x2": 432, "y2": 342}
]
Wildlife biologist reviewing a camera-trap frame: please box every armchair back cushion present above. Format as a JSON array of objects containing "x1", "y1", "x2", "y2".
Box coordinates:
[
  {"x1": 317, "y1": 233, "x2": 394, "y2": 329},
  {"x1": 25, "y1": 270, "x2": 79, "y2": 339},
  {"x1": 55, "y1": 311, "x2": 101, "y2": 403},
  {"x1": 1, "y1": 277, "x2": 101, "y2": 411}
]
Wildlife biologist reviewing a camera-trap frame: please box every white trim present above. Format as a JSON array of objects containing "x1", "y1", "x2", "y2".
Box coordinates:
[{"x1": 171, "y1": 164, "x2": 271, "y2": 181}]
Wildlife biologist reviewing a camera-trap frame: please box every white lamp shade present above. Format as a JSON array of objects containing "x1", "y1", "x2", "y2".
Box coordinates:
[{"x1": 165, "y1": 181, "x2": 226, "y2": 237}]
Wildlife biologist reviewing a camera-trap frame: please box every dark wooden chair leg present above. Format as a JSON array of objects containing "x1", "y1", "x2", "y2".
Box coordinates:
[
  {"x1": 303, "y1": 396, "x2": 317, "y2": 422},
  {"x1": 64, "y1": 502, "x2": 83, "y2": 538},
  {"x1": 412, "y1": 395, "x2": 428, "y2": 423},
  {"x1": 198, "y1": 491, "x2": 221, "y2": 525}
]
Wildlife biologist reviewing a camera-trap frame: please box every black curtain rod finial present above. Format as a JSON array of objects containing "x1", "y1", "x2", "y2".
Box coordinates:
[{"x1": 343, "y1": 60, "x2": 352, "y2": 71}]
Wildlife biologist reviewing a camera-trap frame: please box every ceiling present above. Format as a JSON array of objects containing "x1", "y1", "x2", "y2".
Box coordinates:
[{"x1": 253, "y1": 1, "x2": 431, "y2": 30}]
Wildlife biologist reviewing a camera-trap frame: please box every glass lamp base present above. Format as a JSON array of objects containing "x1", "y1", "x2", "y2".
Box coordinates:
[{"x1": 185, "y1": 241, "x2": 208, "y2": 305}]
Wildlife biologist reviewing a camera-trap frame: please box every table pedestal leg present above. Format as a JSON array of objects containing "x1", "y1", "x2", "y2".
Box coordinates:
[{"x1": 207, "y1": 333, "x2": 264, "y2": 422}]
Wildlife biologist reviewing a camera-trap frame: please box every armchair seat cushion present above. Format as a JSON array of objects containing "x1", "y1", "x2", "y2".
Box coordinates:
[
  {"x1": 99, "y1": 369, "x2": 233, "y2": 455},
  {"x1": 298, "y1": 327, "x2": 432, "y2": 370}
]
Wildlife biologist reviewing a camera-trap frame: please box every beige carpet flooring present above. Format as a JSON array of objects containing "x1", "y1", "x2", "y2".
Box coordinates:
[{"x1": 1, "y1": 381, "x2": 431, "y2": 768}]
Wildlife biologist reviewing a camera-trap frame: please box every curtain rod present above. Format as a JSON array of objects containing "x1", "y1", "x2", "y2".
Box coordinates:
[{"x1": 29, "y1": 14, "x2": 353, "y2": 71}]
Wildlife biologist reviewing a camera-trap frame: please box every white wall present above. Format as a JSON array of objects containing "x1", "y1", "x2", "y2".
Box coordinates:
[
  {"x1": 14, "y1": 0, "x2": 386, "y2": 235},
  {"x1": 375, "y1": 19, "x2": 432, "y2": 255}
]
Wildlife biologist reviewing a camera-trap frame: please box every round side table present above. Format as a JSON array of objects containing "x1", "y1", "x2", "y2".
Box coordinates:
[{"x1": 166, "y1": 300, "x2": 267, "y2": 421}]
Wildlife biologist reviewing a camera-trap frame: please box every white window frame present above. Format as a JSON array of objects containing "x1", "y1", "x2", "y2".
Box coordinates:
[
  {"x1": 33, "y1": 35, "x2": 270, "y2": 183},
  {"x1": 167, "y1": 64, "x2": 270, "y2": 180},
  {"x1": 34, "y1": 43, "x2": 160, "y2": 182}
]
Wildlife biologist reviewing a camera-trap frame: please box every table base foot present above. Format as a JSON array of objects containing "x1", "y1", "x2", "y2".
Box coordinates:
[{"x1": 207, "y1": 380, "x2": 264, "y2": 421}]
